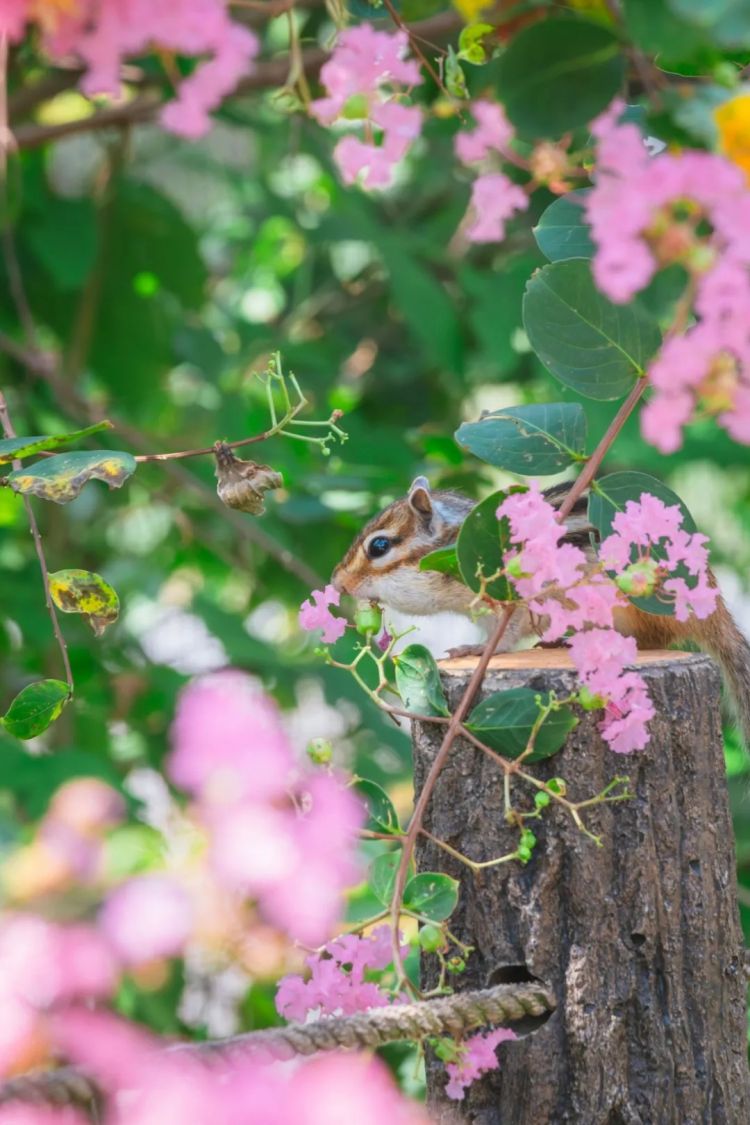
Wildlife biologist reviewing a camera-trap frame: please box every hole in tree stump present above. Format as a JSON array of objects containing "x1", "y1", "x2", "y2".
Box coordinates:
[{"x1": 487, "y1": 964, "x2": 554, "y2": 1037}]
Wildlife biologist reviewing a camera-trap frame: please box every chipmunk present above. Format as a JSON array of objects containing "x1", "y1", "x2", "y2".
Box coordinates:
[{"x1": 332, "y1": 476, "x2": 750, "y2": 748}]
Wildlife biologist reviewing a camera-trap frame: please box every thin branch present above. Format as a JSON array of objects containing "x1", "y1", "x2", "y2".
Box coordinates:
[
  {"x1": 0, "y1": 390, "x2": 74, "y2": 694},
  {"x1": 388, "y1": 605, "x2": 515, "y2": 980}
]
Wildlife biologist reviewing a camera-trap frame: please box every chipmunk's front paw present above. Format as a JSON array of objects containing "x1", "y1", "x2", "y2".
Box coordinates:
[{"x1": 443, "y1": 644, "x2": 487, "y2": 660}]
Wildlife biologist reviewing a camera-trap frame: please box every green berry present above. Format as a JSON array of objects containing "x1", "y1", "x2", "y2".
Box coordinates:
[
  {"x1": 354, "y1": 601, "x2": 382, "y2": 636},
  {"x1": 418, "y1": 924, "x2": 445, "y2": 953},
  {"x1": 307, "y1": 738, "x2": 333, "y2": 765}
]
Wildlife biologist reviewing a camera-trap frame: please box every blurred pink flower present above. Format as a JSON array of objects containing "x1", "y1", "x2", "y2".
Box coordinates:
[
  {"x1": 56, "y1": 1010, "x2": 427, "y2": 1124},
  {"x1": 455, "y1": 100, "x2": 514, "y2": 166},
  {"x1": 259, "y1": 773, "x2": 365, "y2": 943},
  {"x1": 0, "y1": 1109, "x2": 90, "y2": 1125},
  {"x1": 465, "y1": 172, "x2": 528, "y2": 243},
  {"x1": 310, "y1": 26, "x2": 421, "y2": 124},
  {"x1": 47, "y1": 778, "x2": 125, "y2": 836},
  {"x1": 299, "y1": 584, "x2": 347, "y2": 644},
  {"x1": 7, "y1": 1, "x2": 258, "y2": 139},
  {"x1": 444, "y1": 1027, "x2": 517, "y2": 1100},
  {"x1": 168, "y1": 670, "x2": 292, "y2": 801},
  {"x1": 311, "y1": 27, "x2": 423, "y2": 190},
  {"x1": 100, "y1": 875, "x2": 193, "y2": 965}
]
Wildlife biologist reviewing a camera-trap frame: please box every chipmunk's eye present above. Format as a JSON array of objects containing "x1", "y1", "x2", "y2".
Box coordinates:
[{"x1": 367, "y1": 535, "x2": 391, "y2": 559}]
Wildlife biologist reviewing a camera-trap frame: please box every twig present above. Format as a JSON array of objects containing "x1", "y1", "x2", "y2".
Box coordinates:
[
  {"x1": 389, "y1": 605, "x2": 515, "y2": 980},
  {"x1": 0, "y1": 391, "x2": 74, "y2": 694}
]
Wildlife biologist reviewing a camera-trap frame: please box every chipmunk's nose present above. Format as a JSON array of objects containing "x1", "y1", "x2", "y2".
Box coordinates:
[{"x1": 331, "y1": 566, "x2": 347, "y2": 595}]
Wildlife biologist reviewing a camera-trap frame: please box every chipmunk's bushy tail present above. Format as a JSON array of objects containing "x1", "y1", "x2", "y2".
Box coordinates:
[{"x1": 699, "y1": 597, "x2": 750, "y2": 752}]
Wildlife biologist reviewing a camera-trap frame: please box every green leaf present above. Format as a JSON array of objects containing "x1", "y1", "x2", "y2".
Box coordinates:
[
  {"x1": 668, "y1": 0, "x2": 750, "y2": 50},
  {"x1": 0, "y1": 422, "x2": 113, "y2": 466},
  {"x1": 393, "y1": 644, "x2": 449, "y2": 717},
  {"x1": 460, "y1": 255, "x2": 537, "y2": 377},
  {"x1": 380, "y1": 236, "x2": 464, "y2": 375},
  {"x1": 467, "y1": 688, "x2": 578, "y2": 761},
  {"x1": 623, "y1": 0, "x2": 717, "y2": 70},
  {"x1": 49, "y1": 569, "x2": 120, "y2": 636},
  {"x1": 419, "y1": 545, "x2": 461, "y2": 579},
  {"x1": 522, "y1": 260, "x2": 661, "y2": 400},
  {"x1": 2, "y1": 679, "x2": 70, "y2": 740},
  {"x1": 356, "y1": 779, "x2": 402, "y2": 835},
  {"x1": 369, "y1": 852, "x2": 400, "y2": 906},
  {"x1": 7, "y1": 450, "x2": 137, "y2": 504},
  {"x1": 456, "y1": 488, "x2": 520, "y2": 601},
  {"x1": 458, "y1": 22, "x2": 494, "y2": 64},
  {"x1": 403, "y1": 872, "x2": 459, "y2": 921},
  {"x1": 24, "y1": 195, "x2": 98, "y2": 291},
  {"x1": 495, "y1": 17, "x2": 625, "y2": 137},
  {"x1": 588, "y1": 471, "x2": 698, "y2": 616},
  {"x1": 455, "y1": 403, "x2": 587, "y2": 475},
  {"x1": 533, "y1": 191, "x2": 594, "y2": 263}
]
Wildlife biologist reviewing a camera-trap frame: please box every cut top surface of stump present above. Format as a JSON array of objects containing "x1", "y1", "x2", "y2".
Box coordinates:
[{"x1": 439, "y1": 647, "x2": 692, "y2": 673}]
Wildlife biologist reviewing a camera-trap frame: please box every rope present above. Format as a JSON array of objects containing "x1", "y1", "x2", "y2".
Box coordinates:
[{"x1": 0, "y1": 982, "x2": 555, "y2": 1110}]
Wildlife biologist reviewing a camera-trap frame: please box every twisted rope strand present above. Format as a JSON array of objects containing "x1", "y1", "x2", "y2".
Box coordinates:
[{"x1": 0, "y1": 982, "x2": 555, "y2": 1110}]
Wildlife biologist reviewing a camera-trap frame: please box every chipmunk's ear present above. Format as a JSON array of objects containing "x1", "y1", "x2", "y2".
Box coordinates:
[{"x1": 408, "y1": 476, "x2": 433, "y2": 520}]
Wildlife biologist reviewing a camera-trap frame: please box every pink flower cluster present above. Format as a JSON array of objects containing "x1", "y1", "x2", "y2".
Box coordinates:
[
  {"x1": 599, "y1": 494, "x2": 717, "y2": 621},
  {"x1": 276, "y1": 925, "x2": 401, "y2": 1020},
  {"x1": 12, "y1": 1008, "x2": 428, "y2": 1125},
  {"x1": 497, "y1": 484, "x2": 656, "y2": 753},
  {"x1": 454, "y1": 101, "x2": 528, "y2": 244},
  {"x1": 0, "y1": 913, "x2": 117, "y2": 1076},
  {"x1": 1, "y1": 1, "x2": 258, "y2": 139},
  {"x1": 168, "y1": 670, "x2": 364, "y2": 943},
  {"x1": 444, "y1": 1027, "x2": 517, "y2": 1100},
  {"x1": 311, "y1": 26, "x2": 423, "y2": 189},
  {"x1": 299, "y1": 583, "x2": 347, "y2": 643},
  {"x1": 587, "y1": 102, "x2": 750, "y2": 451}
]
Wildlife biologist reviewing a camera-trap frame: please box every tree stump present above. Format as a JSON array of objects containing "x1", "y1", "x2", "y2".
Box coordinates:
[{"x1": 413, "y1": 650, "x2": 750, "y2": 1125}]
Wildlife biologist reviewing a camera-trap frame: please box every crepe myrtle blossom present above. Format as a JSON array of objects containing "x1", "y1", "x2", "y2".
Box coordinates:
[
  {"x1": 598, "y1": 495, "x2": 718, "y2": 622},
  {"x1": 1, "y1": 0, "x2": 259, "y2": 139},
  {"x1": 0, "y1": 913, "x2": 117, "y2": 1077},
  {"x1": 465, "y1": 172, "x2": 528, "y2": 244},
  {"x1": 496, "y1": 484, "x2": 654, "y2": 752},
  {"x1": 586, "y1": 100, "x2": 750, "y2": 450},
  {"x1": 52, "y1": 1008, "x2": 429, "y2": 1125},
  {"x1": 276, "y1": 925, "x2": 404, "y2": 1021},
  {"x1": 310, "y1": 26, "x2": 423, "y2": 189},
  {"x1": 454, "y1": 100, "x2": 514, "y2": 166},
  {"x1": 168, "y1": 671, "x2": 364, "y2": 944},
  {"x1": 299, "y1": 584, "x2": 347, "y2": 643},
  {"x1": 443, "y1": 1027, "x2": 517, "y2": 1100}
]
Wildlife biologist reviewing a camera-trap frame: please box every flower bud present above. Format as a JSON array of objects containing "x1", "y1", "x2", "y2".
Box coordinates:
[
  {"x1": 615, "y1": 558, "x2": 660, "y2": 598},
  {"x1": 354, "y1": 601, "x2": 382, "y2": 636},
  {"x1": 578, "y1": 686, "x2": 607, "y2": 711},
  {"x1": 505, "y1": 556, "x2": 525, "y2": 580},
  {"x1": 307, "y1": 738, "x2": 333, "y2": 766}
]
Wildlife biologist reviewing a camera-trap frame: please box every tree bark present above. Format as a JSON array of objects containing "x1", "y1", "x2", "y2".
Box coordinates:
[{"x1": 413, "y1": 650, "x2": 750, "y2": 1125}]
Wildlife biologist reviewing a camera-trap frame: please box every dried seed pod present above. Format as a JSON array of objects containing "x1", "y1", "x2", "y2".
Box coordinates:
[{"x1": 214, "y1": 442, "x2": 283, "y2": 515}]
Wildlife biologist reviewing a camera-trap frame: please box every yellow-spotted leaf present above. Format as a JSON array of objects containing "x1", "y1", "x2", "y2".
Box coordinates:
[
  {"x1": 49, "y1": 569, "x2": 120, "y2": 636},
  {"x1": 2, "y1": 680, "x2": 71, "y2": 740},
  {"x1": 0, "y1": 422, "x2": 112, "y2": 466},
  {"x1": 7, "y1": 450, "x2": 137, "y2": 504}
]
